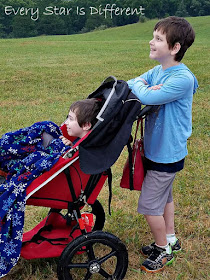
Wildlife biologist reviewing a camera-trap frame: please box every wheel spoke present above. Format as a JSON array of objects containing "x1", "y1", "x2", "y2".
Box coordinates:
[
  {"x1": 67, "y1": 263, "x2": 89, "y2": 269},
  {"x1": 84, "y1": 270, "x2": 92, "y2": 280},
  {"x1": 99, "y1": 268, "x2": 112, "y2": 278},
  {"x1": 98, "y1": 249, "x2": 117, "y2": 264},
  {"x1": 86, "y1": 244, "x2": 95, "y2": 260}
]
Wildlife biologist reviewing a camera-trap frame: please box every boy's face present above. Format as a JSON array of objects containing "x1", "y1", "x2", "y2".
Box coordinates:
[
  {"x1": 149, "y1": 29, "x2": 173, "y2": 65},
  {"x1": 65, "y1": 110, "x2": 87, "y2": 139}
]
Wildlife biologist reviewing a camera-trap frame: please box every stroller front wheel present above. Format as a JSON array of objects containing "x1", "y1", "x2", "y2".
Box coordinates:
[{"x1": 57, "y1": 231, "x2": 128, "y2": 280}]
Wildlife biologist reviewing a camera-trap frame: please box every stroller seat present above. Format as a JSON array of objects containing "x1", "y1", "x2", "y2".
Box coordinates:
[{"x1": 26, "y1": 124, "x2": 108, "y2": 209}]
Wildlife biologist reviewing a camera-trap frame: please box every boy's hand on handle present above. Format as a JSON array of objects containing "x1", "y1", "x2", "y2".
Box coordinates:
[{"x1": 59, "y1": 136, "x2": 73, "y2": 146}]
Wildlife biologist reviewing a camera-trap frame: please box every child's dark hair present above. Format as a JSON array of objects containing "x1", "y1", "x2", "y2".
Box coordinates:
[
  {"x1": 154, "y1": 16, "x2": 195, "y2": 62},
  {"x1": 70, "y1": 98, "x2": 102, "y2": 128}
]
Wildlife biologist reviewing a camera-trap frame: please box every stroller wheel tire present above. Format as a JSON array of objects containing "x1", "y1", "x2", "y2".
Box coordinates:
[
  {"x1": 57, "y1": 230, "x2": 128, "y2": 280},
  {"x1": 90, "y1": 199, "x2": 105, "y2": 231}
]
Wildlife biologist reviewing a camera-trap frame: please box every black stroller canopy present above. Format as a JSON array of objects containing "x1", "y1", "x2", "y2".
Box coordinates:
[{"x1": 79, "y1": 76, "x2": 142, "y2": 174}]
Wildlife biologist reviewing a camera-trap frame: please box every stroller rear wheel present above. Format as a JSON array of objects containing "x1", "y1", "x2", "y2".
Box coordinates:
[{"x1": 57, "y1": 231, "x2": 128, "y2": 280}]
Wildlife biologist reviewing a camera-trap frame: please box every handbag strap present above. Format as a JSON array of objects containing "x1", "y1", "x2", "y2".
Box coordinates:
[
  {"x1": 141, "y1": 118, "x2": 144, "y2": 140},
  {"x1": 134, "y1": 118, "x2": 144, "y2": 143}
]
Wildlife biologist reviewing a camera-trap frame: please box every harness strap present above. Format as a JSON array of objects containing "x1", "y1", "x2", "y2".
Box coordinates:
[
  {"x1": 25, "y1": 236, "x2": 69, "y2": 246},
  {"x1": 64, "y1": 167, "x2": 77, "y2": 202},
  {"x1": 63, "y1": 167, "x2": 79, "y2": 225},
  {"x1": 22, "y1": 224, "x2": 69, "y2": 246},
  {"x1": 84, "y1": 174, "x2": 102, "y2": 202},
  {"x1": 107, "y1": 168, "x2": 112, "y2": 215},
  {"x1": 83, "y1": 170, "x2": 112, "y2": 215}
]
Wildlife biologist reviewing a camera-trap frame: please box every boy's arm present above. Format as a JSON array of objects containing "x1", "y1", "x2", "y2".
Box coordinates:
[
  {"x1": 127, "y1": 77, "x2": 147, "y2": 90},
  {"x1": 131, "y1": 74, "x2": 193, "y2": 105},
  {"x1": 127, "y1": 68, "x2": 154, "y2": 90}
]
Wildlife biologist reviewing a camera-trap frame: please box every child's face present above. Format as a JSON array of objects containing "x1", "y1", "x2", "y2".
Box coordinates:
[
  {"x1": 149, "y1": 29, "x2": 172, "y2": 65},
  {"x1": 65, "y1": 110, "x2": 86, "y2": 139}
]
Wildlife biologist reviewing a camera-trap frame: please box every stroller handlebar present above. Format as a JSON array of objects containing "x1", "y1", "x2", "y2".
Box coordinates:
[{"x1": 138, "y1": 105, "x2": 160, "y2": 119}]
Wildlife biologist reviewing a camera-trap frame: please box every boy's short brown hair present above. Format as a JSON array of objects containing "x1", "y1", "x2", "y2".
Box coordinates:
[
  {"x1": 154, "y1": 16, "x2": 195, "y2": 62},
  {"x1": 70, "y1": 98, "x2": 102, "y2": 127}
]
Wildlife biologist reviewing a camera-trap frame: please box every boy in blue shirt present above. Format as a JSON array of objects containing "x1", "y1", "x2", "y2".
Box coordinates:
[{"x1": 127, "y1": 16, "x2": 198, "y2": 273}]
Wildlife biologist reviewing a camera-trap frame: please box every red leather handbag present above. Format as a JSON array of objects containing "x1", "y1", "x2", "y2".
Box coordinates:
[{"x1": 120, "y1": 119, "x2": 145, "y2": 191}]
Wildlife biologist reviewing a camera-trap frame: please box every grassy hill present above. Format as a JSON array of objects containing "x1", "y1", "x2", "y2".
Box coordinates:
[
  {"x1": 0, "y1": 16, "x2": 209, "y2": 132},
  {"x1": 0, "y1": 16, "x2": 209, "y2": 280}
]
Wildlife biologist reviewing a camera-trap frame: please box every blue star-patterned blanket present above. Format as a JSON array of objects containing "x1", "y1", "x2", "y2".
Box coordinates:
[{"x1": 0, "y1": 121, "x2": 69, "y2": 277}]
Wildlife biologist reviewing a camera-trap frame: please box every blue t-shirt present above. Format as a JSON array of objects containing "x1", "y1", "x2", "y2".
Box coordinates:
[{"x1": 127, "y1": 63, "x2": 198, "y2": 164}]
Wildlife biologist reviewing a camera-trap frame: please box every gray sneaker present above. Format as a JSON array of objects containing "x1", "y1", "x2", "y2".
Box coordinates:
[
  {"x1": 141, "y1": 244, "x2": 174, "y2": 273},
  {"x1": 141, "y1": 239, "x2": 181, "y2": 257}
]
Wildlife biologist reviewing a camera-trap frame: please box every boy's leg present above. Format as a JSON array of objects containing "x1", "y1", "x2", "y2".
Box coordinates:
[
  {"x1": 142, "y1": 201, "x2": 181, "y2": 258},
  {"x1": 145, "y1": 201, "x2": 175, "y2": 244},
  {"x1": 145, "y1": 215, "x2": 167, "y2": 246},
  {"x1": 164, "y1": 201, "x2": 175, "y2": 234},
  {"x1": 164, "y1": 201, "x2": 181, "y2": 252},
  {"x1": 138, "y1": 171, "x2": 176, "y2": 241},
  {"x1": 138, "y1": 170, "x2": 176, "y2": 272},
  {"x1": 141, "y1": 213, "x2": 174, "y2": 273},
  {"x1": 144, "y1": 201, "x2": 176, "y2": 245}
]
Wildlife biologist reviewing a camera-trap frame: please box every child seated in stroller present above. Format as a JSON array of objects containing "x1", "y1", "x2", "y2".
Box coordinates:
[
  {"x1": 43, "y1": 98, "x2": 102, "y2": 147},
  {"x1": 0, "y1": 98, "x2": 102, "y2": 278},
  {"x1": 0, "y1": 98, "x2": 102, "y2": 182}
]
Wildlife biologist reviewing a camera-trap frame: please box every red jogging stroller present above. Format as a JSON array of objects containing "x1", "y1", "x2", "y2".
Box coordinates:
[{"x1": 20, "y1": 76, "x2": 149, "y2": 280}]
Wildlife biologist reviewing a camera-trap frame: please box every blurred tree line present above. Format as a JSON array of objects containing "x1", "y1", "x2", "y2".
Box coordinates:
[{"x1": 0, "y1": 0, "x2": 209, "y2": 38}]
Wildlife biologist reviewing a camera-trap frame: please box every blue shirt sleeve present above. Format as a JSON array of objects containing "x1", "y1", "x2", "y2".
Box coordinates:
[
  {"x1": 127, "y1": 68, "x2": 154, "y2": 90},
  {"x1": 131, "y1": 73, "x2": 194, "y2": 105}
]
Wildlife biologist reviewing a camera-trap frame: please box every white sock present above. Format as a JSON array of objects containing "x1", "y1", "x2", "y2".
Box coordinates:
[
  {"x1": 166, "y1": 233, "x2": 177, "y2": 245},
  {"x1": 155, "y1": 243, "x2": 171, "y2": 254}
]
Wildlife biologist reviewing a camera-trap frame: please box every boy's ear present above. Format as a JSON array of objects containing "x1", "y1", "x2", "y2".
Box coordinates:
[
  {"x1": 171, "y1": 42, "x2": 181, "y2": 55},
  {"x1": 82, "y1": 122, "x2": 92, "y2": 131}
]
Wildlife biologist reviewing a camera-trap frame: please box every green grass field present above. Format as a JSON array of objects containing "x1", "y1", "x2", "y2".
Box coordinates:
[{"x1": 0, "y1": 16, "x2": 210, "y2": 280}]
